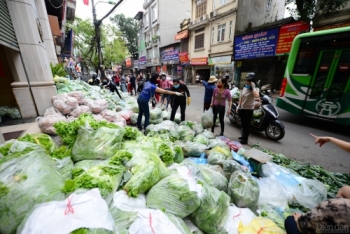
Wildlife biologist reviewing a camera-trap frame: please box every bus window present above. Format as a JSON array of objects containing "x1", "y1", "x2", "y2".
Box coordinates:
[
  {"x1": 310, "y1": 51, "x2": 335, "y2": 99},
  {"x1": 327, "y1": 50, "x2": 350, "y2": 102},
  {"x1": 293, "y1": 41, "x2": 316, "y2": 74}
]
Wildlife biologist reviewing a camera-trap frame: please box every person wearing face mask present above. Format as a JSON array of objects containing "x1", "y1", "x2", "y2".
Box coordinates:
[
  {"x1": 170, "y1": 78, "x2": 190, "y2": 122},
  {"x1": 202, "y1": 76, "x2": 217, "y2": 111},
  {"x1": 159, "y1": 73, "x2": 172, "y2": 110},
  {"x1": 210, "y1": 78, "x2": 232, "y2": 136},
  {"x1": 237, "y1": 73, "x2": 260, "y2": 144},
  {"x1": 137, "y1": 73, "x2": 183, "y2": 130}
]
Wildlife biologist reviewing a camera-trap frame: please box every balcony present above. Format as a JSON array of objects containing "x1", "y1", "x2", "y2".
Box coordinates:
[
  {"x1": 143, "y1": 0, "x2": 155, "y2": 9},
  {"x1": 189, "y1": 14, "x2": 209, "y2": 30}
]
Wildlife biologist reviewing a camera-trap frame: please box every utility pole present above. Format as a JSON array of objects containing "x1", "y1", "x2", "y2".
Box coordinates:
[{"x1": 91, "y1": 0, "x2": 124, "y2": 78}]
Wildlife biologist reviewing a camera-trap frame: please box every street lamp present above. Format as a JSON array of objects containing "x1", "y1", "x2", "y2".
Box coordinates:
[{"x1": 91, "y1": 0, "x2": 123, "y2": 78}]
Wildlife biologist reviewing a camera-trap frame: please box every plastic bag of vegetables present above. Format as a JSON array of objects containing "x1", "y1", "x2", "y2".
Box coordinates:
[
  {"x1": 190, "y1": 183, "x2": 230, "y2": 233},
  {"x1": 258, "y1": 177, "x2": 288, "y2": 209},
  {"x1": 0, "y1": 141, "x2": 65, "y2": 234},
  {"x1": 18, "y1": 133, "x2": 57, "y2": 154},
  {"x1": 228, "y1": 171, "x2": 260, "y2": 211},
  {"x1": 201, "y1": 108, "x2": 214, "y2": 128},
  {"x1": 192, "y1": 123, "x2": 204, "y2": 135},
  {"x1": 146, "y1": 166, "x2": 202, "y2": 218},
  {"x1": 238, "y1": 217, "x2": 285, "y2": 234},
  {"x1": 17, "y1": 189, "x2": 115, "y2": 234},
  {"x1": 201, "y1": 130, "x2": 216, "y2": 139},
  {"x1": 123, "y1": 149, "x2": 170, "y2": 197},
  {"x1": 207, "y1": 151, "x2": 227, "y2": 166},
  {"x1": 193, "y1": 134, "x2": 209, "y2": 145},
  {"x1": 63, "y1": 164, "x2": 124, "y2": 204},
  {"x1": 222, "y1": 160, "x2": 245, "y2": 179},
  {"x1": 258, "y1": 205, "x2": 285, "y2": 230},
  {"x1": 210, "y1": 144, "x2": 231, "y2": 158},
  {"x1": 223, "y1": 204, "x2": 256, "y2": 234},
  {"x1": 50, "y1": 145, "x2": 74, "y2": 179},
  {"x1": 150, "y1": 107, "x2": 162, "y2": 120},
  {"x1": 173, "y1": 144, "x2": 184, "y2": 163},
  {"x1": 72, "y1": 125, "x2": 125, "y2": 162},
  {"x1": 72, "y1": 160, "x2": 108, "y2": 178},
  {"x1": 177, "y1": 125, "x2": 195, "y2": 141},
  {"x1": 182, "y1": 141, "x2": 208, "y2": 158}
]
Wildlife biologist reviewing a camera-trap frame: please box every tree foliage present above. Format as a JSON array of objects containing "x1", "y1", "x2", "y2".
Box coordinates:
[
  {"x1": 67, "y1": 17, "x2": 127, "y2": 71},
  {"x1": 110, "y1": 14, "x2": 139, "y2": 59},
  {"x1": 286, "y1": 0, "x2": 350, "y2": 20}
]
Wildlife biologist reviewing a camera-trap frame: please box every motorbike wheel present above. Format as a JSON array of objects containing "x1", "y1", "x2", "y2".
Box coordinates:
[{"x1": 265, "y1": 122, "x2": 285, "y2": 141}]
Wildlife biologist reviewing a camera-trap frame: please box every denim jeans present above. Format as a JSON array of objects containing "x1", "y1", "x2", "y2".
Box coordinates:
[{"x1": 137, "y1": 97, "x2": 150, "y2": 129}]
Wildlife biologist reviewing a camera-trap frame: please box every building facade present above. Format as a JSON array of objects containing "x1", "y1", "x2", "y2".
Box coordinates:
[
  {"x1": 188, "y1": 0, "x2": 237, "y2": 84},
  {"x1": 138, "y1": 0, "x2": 191, "y2": 74},
  {"x1": 0, "y1": 0, "x2": 75, "y2": 119}
]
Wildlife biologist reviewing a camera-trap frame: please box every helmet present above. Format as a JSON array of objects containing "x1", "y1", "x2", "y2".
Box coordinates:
[{"x1": 245, "y1": 72, "x2": 256, "y2": 82}]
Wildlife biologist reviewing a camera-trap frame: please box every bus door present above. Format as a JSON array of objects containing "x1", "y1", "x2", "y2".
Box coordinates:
[{"x1": 303, "y1": 50, "x2": 350, "y2": 118}]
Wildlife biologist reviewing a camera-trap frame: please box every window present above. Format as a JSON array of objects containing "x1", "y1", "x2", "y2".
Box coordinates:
[
  {"x1": 220, "y1": 0, "x2": 227, "y2": 6},
  {"x1": 144, "y1": 12, "x2": 149, "y2": 28},
  {"x1": 211, "y1": 27, "x2": 215, "y2": 44},
  {"x1": 195, "y1": 33, "x2": 204, "y2": 49},
  {"x1": 217, "y1": 23, "x2": 226, "y2": 42},
  {"x1": 229, "y1": 21, "x2": 232, "y2": 40},
  {"x1": 266, "y1": 0, "x2": 272, "y2": 11},
  {"x1": 195, "y1": 0, "x2": 207, "y2": 18},
  {"x1": 153, "y1": 48, "x2": 159, "y2": 58},
  {"x1": 147, "y1": 49, "x2": 152, "y2": 59},
  {"x1": 214, "y1": 0, "x2": 227, "y2": 8},
  {"x1": 151, "y1": 4, "x2": 158, "y2": 22}
]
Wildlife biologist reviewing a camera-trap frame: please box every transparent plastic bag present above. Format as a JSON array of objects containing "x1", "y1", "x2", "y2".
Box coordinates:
[
  {"x1": 182, "y1": 141, "x2": 208, "y2": 158},
  {"x1": 208, "y1": 151, "x2": 227, "y2": 166},
  {"x1": 192, "y1": 123, "x2": 204, "y2": 135},
  {"x1": 53, "y1": 94, "x2": 78, "y2": 115},
  {"x1": 193, "y1": 134, "x2": 209, "y2": 145},
  {"x1": 70, "y1": 105, "x2": 92, "y2": 117},
  {"x1": 72, "y1": 126, "x2": 125, "y2": 162},
  {"x1": 201, "y1": 130, "x2": 216, "y2": 139},
  {"x1": 67, "y1": 91, "x2": 86, "y2": 105},
  {"x1": 223, "y1": 204, "x2": 256, "y2": 234},
  {"x1": 258, "y1": 177, "x2": 288, "y2": 209},
  {"x1": 228, "y1": 171, "x2": 259, "y2": 211},
  {"x1": 293, "y1": 178, "x2": 327, "y2": 210},
  {"x1": 201, "y1": 108, "x2": 213, "y2": 128},
  {"x1": 150, "y1": 107, "x2": 162, "y2": 120},
  {"x1": 190, "y1": 183, "x2": 230, "y2": 233},
  {"x1": 238, "y1": 217, "x2": 285, "y2": 234},
  {"x1": 178, "y1": 125, "x2": 195, "y2": 141}
]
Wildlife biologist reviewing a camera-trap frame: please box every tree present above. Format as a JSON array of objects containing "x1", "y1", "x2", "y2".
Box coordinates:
[
  {"x1": 286, "y1": 0, "x2": 350, "y2": 21},
  {"x1": 67, "y1": 17, "x2": 127, "y2": 71},
  {"x1": 110, "y1": 14, "x2": 139, "y2": 59}
]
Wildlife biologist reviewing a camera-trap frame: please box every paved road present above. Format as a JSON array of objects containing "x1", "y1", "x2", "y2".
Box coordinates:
[{"x1": 177, "y1": 85, "x2": 350, "y2": 174}]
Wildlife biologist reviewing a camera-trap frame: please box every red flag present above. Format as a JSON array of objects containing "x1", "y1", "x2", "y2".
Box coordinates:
[{"x1": 83, "y1": 0, "x2": 89, "y2": 6}]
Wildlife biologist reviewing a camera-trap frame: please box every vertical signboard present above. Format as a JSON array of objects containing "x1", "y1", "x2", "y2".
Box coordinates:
[{"x1": 276, "y1": 22, "x2": 309, "y2": 55}]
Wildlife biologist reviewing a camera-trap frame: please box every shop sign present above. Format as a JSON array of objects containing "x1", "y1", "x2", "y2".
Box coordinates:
[
  {"x1": 177, "y1": 66, "x2": 183, "y2": 75},
  {"x1": 175, "y1": 30, "x2": 189, "y2": 40},
  {"x1": 152, "y1": 57, "x2": 159, "y2": 64},
  {"x1": 234, "y1": 27, "x2": 279, "y2": 60},
  {"x1": 133, "y1": 60, "x2": 139, "y2": 68},
  {"x1": 161, "y1": 50, "x2": 179, "y2": 61},
  {"x1": 139, "y1": 56, "x2": 147, "y2": 65},
  {"x1": 191, "y1": 57, "x2": 207, "y2": 65},
  {"x1": 161, "y1": 65, "x2": 167, "y2": 72},
  {"x1": 126, "y1": 58, "x2": 132, "y2": 67},
  {"x1": 208, "y1": 55, "x2": 231, "y2": 65},
  {"x1": 276, "y1": 22, "x2": 309, "y2": 55},
  {"x1": 314, "y1": 22, "x2": 350, "y2": 31},
  {"x1": 179, "y1": 52, "x2": 190, "y2": 65}
]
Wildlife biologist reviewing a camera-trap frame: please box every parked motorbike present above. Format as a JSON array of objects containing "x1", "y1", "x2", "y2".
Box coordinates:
[
  {"x1": 257, "y1": 80, "x2": 275, "y2": 99},
  {"x1": 227, "y1": 95, "x2": 285, "y2": 141}
]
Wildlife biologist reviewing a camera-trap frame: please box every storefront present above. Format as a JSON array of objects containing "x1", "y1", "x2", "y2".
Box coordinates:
[
  {"x1": 190, "y1": 57, "x2": 211, "y2": 83},
  {"x1": 208, "y1": 55, "x2": 234, "y2": 82},
  {"x1": 161, "y1": 49, "x2": 180, "y2": 77}
]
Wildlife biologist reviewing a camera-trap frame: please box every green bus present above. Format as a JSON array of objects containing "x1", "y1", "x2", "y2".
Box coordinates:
[{"x1": 276, "y1": 26, "x2": 350, "y2": 126}]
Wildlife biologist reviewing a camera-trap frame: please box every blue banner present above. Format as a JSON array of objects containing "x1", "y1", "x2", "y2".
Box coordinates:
[
  {"x1": 234, "y1": 27, "x2": 279, "y2": 60},
  {"x1": 161, "y1": 50, "x2": 179, "y2": 61},
  {"x1": 139, "y1": 56, "x2": 147, "y2": 65}
]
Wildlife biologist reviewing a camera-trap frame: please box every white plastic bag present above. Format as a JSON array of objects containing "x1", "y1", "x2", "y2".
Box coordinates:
[
  {"x1": 128, "y1": 209, "x2": 184, "y2": 234},
  {"x1": 258, "y1": 177, "x2": 288, "y2": 209},
  {"x1": 112, "y1": 190, "x2": 147, "y2": 212},
  {"x1": 18, "y1": 189, "x2": 115, "y2": 234},
  {"x1": 201, "y1": 108, "x2": 213, "y2": 128},
  {"x1": 223, "y1": 204, "x2": 256, "y2": 234},
  {"x1": 293, "y1": 178, "x2": 327, "y2": 210}
]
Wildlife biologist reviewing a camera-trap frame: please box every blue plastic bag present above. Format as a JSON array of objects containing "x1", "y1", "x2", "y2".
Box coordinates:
[
  {"x1": 188, "y1": 153, "x2": 207, "y2": 165},
  {"x1": 231, "y1": 151, "x2": 253, "y2": 172}
]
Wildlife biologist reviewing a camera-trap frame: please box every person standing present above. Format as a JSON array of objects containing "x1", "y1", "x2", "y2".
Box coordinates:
[
  {"x1": 237, "y1": 73, "x2": 259, "y2": 144},
  {"x1": 170, "y1": 78, "x2": 190, "y2": 122},
  {"x1": 129, "y1": 73, "x2": 137, "y2": 95},
  {"x1": 159, "y1": 73, "x2": 172, "y2": 110},
  {"x1": 210, "y1": 78, "x2": 232, "y2": 136},
  {"x1": 202, "y1": 76, "x2": 217, "y2": 111},
  {"x1": 137, "y1": 73, "x2": 183, "y2": 130},
  {"x1": 120, "y1": 73, "x2": 127, "y2": 92}
]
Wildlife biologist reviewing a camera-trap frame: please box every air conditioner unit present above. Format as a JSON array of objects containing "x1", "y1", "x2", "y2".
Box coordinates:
[
  {"x1": 210, "y1": 10, "x2": 217, "y2": 18},
  {"x1": 201, "y1": 14, "x2": 207, "y2": 20}
]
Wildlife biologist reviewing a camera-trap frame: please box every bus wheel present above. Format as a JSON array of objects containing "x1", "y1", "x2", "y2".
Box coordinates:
[{"x1": 265, "y1": 122, "x2": 285, "y2": 141}]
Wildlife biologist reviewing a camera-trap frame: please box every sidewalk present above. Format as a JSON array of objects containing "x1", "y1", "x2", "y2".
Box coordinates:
[{"x1": 0, "y1": 121, "x2": 41, "y2": 142}]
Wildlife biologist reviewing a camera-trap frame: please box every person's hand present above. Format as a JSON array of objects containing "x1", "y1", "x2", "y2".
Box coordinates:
[
  {"x1": 210, "y1": 103, "x2": 213, "y2": 107},
  {"x1": 175, "y1": 92, "x2": 183, "y2": 96},
  {"x1": 251, "y1": 82, "x2": 256, "y2": 90},
  {"x1": 293, "y1": 212, "x2": 302, "y2": 222},
  {"x1": 310, "y1": 133, "x2": 330, "y2": 147},
  {"x1": 187, "y1": 97, "x2": 191, "y2": 105},
  {"x1": 226, "y1": 109, "x2": 230, "y2": 116}
]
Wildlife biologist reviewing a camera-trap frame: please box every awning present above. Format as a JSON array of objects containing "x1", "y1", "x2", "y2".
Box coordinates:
[
  {"x1": 48, "y1": 15, "x2": 61, "y2": 36},
  {"x1": 175, "y1": 30, "x2": 188, "y2": 41}
]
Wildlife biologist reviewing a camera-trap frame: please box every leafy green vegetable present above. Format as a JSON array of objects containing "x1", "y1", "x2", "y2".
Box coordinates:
[
  {"x1": 190, "y1": 183, "x2": 230, "y2": 233},
  {"x1": 146, "y1": 172, "x2": 202, "y2": 218},
  {"x1": 50, "y1": 145, "x2": 71, "y2": 159},
  {"x1": 71, "y1": 126, "x2": 125, "y2": 162},
  {"x1": 109, "y1": 205, "x2": 138, "y2": 232},
  {"x1": 254, "y1": 146, "x2": 350, "y2": 198},
  {"x1": 72, "y1": 160, "x2": 108, "y2": 178},
  {"x1": 70, "y1": 228, "x2": 113, "y2": 234},
  {"x1": 228, "y1": 171, "x2": 259, "y2": 211},
  {"x1": 63, "y1": 165, "x2": 124, "y2": 203},
  {"x1": 158, "y1": 143, "x2": 174, "y2": 166},
  {"x1": 0, "y1": 141, "x2": 65, "y2": 234},
  {"x1": 123, "y1": 126, "x2": 143, "y2": 141},
  {"x1": 109, "y1": 150, "x2": 133, "y2": 166},
  {"x1": 173, "y1": 145, "x2": 184, "y2": 163},
  {"x1": 177, "y1": 125, "x2": 195, "y2": 141},
  {"x1": 0, "y1": 141, "x2": 13, "y2": 157},
  {"x1": 18, "y1": 133, "x2": 57, "y2": 154},
  {"x1": 193, "y1": 134, "x2": 209, "y2": 145},
  {"x1": 54, "y1": 113, "x2": 120, "y2": 147}
]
